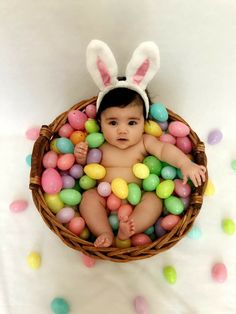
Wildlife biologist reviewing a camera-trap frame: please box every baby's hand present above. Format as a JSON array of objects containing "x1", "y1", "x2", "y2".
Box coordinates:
[
  {"x1": 180, "y1": 161, "x2": 206, "y2": 187},
  {"x1": 74, "y1": 142, "x2": 88, "y2": 165}
]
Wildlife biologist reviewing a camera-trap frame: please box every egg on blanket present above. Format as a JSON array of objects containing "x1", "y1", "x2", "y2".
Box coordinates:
[{"x1": 84, "y1": 163, "x2": 106, "y2": 180}]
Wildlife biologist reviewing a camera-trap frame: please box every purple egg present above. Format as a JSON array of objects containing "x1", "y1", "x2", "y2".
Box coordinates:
[
  {"x1": 86, "y1": 148, "x2": 102, "y2": 164},
  {"x1": 56, "y1": 207, "x2": 75, "y2": 223},
  {"x1": 61, "y1": 175, "x2": 75, "y2": 188},
  {"x1": 69, "y1": 164, "x2": 84, "y2": 179},
  {"x1": 154, "y1": 218, "x2": 167, "y2": 237},
  {"x1": 207, "y1": 129, "x2": 223, "y2": 145},
  {"x1": 180, "y1": 196, "x2": 190, "y2": 209},
  {"x1": 158, "y1": 120, "x2": 168, "y2": 131}
]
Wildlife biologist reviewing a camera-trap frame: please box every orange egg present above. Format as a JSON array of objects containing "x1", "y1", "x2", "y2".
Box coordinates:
[{"x1": 70, "y1": 131, "x2": 86, "y2": 145}]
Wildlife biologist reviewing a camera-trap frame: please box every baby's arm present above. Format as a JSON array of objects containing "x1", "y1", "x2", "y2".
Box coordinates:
[
  {"x1": 143, "y1": 134, "x2": 206, "y2": 187},
  {"x1": 74, "y1": 142, "x2": 88, "y2": 165}
]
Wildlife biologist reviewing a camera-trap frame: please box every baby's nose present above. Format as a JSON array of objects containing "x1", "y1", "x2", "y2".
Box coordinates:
[{"x1": 117, "y1": 124, "x2": 128, "y2": 134}]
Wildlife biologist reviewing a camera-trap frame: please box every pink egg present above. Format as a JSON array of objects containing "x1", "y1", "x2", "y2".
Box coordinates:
[
  {"x1": 42, "y1": 151, "x2": 58, "y2": 168},
  {"x1": 85, "y1": 104, "x2": 97, "y2": 119},
  {"x1": 134, "y1": 296, "x2": 149, "y2": 314},
  {"x1": 57, "y1": 154, "x2": 75, "y2": 171},
  {"x1": 212, "y1": 263, "x2": 227, "y2": 283},
  {"x1": 41, "y1": 168, "x2": 63, "y2": 194},
  {"x1": 56, "y1": 207, "x2": 75, "y2": 223},
  {"x1": 97, "y1": 182, "x2": 111, "y2": 197},
  {"x1": 81, "y1": 254, "x2": 96, "y2": 268},
  {"x1": 68, "y1": 110, "x2": 88, "y2": 130},
  {"x1": 176, "y1": 137, "x2": 192, "y2": 154},
  {"x1": 160, "y1": 215, "x2": 181, "y2": 231},
  {"x1": 118, "y1": 204, "x2": 133, "y2": 220},
  {"x1": 68, "y1": 216, "x2": 85, "y2": 235},
  {"x1": 159, "y1": 133, "x2": 176, "y2": 145},
  {"x1": 131, "y1": 234, "x2": 152, "y2": 246},
  {"x1": 25, "y1": 127, "x2": 40, "y2": 140},
  {"x1": 9, "y1": 200, "x2": 28, "y2": 213},
  {"x1": 168, "y1": 121, "x2": 190, "y2": 137},
  {"x1": 174, "y1": 179, "x2": 191, "y2": 197},
  {"x1": 58, "y1": 123, "x2": 74, "y2": 138},
  {"x1": 106, "y1": 193, "x2": 122, "y2": 211},
  {"x1": 86, "y1": 149, "x2": 102, "y2": 164}
]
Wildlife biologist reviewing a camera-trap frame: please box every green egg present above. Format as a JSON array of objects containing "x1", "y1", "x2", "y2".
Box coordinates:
[
  {"x1": 161, "y1": 166, "x2": 177, "y2": 180},
  {"x1": 222, "y1": 218, "x2": 235, "y2": 235},
  {"x1": 143, "y1": 155, "x2": 162, "y2": 175},
  {"x1": 144, "y1": 226, "x2": 155, "y2": 235},
  {"x1": 143, "y1": 174, "x2": 160, "y2": 191},
  {"x1": 50, "y1": 297, "x2": 70, "y2": 314},
  {"x1": 128, "y1": 183, "x2": 141, "y2": 205},
  {"x1": 86, "y1": 132, "x2": 104, "y2": 148},
  {"x1": 164, "y1": 196, "x2": 184, "y2": 215},
  {"x1": 108, "y1": 214, "x2": 119, "y2": 231},
  {"x1": 79, "y1": 175, "x2": 96, "y2": 190},
  {"x1": 163, "y1": 265, "x2": 177, "y2": 284},
  {"x1": 59, "y1": 189, "x2": 81, "y2": 206},
  {"x1": 176, "y1": 168, "x2": 183, "y2": 179},
  {"x1": 44, "y1": 193, "x2": 64, "y2": 213},
  {"x1": 85, "y1": 119, "x2": 100, "y2": 133},
  {"x1": 73, "y1": 180, "x2": 83, "y2": 192},
  {"x1": 156, "y1": 180, "x2": 174, "y2": 199}
]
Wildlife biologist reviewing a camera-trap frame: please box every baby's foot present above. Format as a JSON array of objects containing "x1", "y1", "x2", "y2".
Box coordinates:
[
  {"x1": 94, "y1": 232, "x2": 114, "y2": 248},
  {"x1": 74, "y1": 142, "x2": 88, "y2": 165},
  {"x1": 118, "y1": 216, "x2": 135, "y2": 240}
]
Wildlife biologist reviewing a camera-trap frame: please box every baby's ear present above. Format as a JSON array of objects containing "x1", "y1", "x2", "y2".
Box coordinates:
[
  {"x1": 86, "y1": 40, "x2": 118, "y2": 91},
  {"x1": 126, "y1": 42, "x2": 160, "y2": 90}
]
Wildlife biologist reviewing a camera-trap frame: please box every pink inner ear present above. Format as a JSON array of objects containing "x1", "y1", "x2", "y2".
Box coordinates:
[
  {"x1": 132, "y1": 58, "x2": 150, "y2": 85},
  {"x1": 97, "y1": 57, "x2": 111, "y2": 87}
]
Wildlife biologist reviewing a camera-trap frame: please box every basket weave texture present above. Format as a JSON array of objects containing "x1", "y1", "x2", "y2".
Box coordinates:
[{"x1": 29, "y1": 97, "x2": 208, "y2": 263}]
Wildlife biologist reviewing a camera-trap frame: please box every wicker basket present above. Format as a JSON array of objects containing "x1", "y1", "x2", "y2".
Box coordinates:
[{"x1": 29, "y1": 96, "x2": 208, "y2": 263}]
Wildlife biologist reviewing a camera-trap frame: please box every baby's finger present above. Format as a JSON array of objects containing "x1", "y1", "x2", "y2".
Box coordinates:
[{"x1": 182, "y1": 175, "x2": 188, "y2": 185}]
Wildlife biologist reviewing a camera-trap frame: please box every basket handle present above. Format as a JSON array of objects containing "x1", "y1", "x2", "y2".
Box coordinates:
[{"x1": 29, "y1": 125, "x2": 53, "y2": 190}]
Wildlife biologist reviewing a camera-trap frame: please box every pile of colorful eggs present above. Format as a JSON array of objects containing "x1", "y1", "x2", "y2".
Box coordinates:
[{"x1": 41, "y1": 102, "x2": 194, "y2": 247}]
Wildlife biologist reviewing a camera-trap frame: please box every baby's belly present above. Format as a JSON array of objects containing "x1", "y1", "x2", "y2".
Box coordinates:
[{"x1": 101, "y1": 167, "x2": 141, "y2": 185}]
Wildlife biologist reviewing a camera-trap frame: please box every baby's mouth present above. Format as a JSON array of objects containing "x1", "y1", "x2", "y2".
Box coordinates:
[{"x1": 117, "y1": 138, "x2": 128, "y2": 141}]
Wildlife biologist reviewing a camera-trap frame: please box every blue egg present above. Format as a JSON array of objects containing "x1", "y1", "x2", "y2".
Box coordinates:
[
  {"x1": 150, "y1": 103, "x2": 168, "y2": 122},
  {"x1": 50, "y1": 297, "x2": 70, "y2": 314},
  {"x1": 187, "y1": 225, "x2": 202, "y2": 239},
  {"x1": 161, "y1": 166, "x2": 177, "y2": 180},
  {"x1": 108, "y1": 214, "x2": 119, "y2": 231},
  {"x1": 56, "y1": 137, "x2": 74, "y2": 153},
  {"x1": 26, "y1": 154, "x2": 32, "y2": 167}
]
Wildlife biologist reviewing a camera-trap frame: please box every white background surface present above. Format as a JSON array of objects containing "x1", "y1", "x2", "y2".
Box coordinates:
[{"x1": 1, "y1": 1, "x2": 236, "y2": 313}]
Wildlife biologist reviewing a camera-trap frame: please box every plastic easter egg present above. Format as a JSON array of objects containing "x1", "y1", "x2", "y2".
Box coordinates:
[
  {"x1": 115, "y1": 237, "x2": 131, "y2": 248},
  {"x1": 107, "y1": 193, "x2": 122, "y2": 211},
  {"x1": 174, "y1": 179, "x2": 191, "y2": 197},
  {"x1": 142, "y1": 174, "x2": 160, "y2": 191},
  {"x1": 111, "y1": 178, "x2": 128, "y2": 199},
  {"x1": 158, "y1": 120, "x2": 168, "y2": 131},
  {"x1": 231, "y1": 159, "x2": 236, "y2": 171},
  {"x1": 163, "y1": 265, "x2": 177, "y2": 284},
  {"x1": 79, "y1": 227, "x2": 90, "y2": 240},
  {"x1": 204, "y1": 180, "x2": 215, "y2": 196},
  {"x1": 86, "y1": 148, "x2": 102, "y2": 164},
  {"x1": 86, "y1": 132, "x2": 105, "y2": 148},
  {"x1": 131, "y1": 234, "x2": 152, "y2": 246},
  {"x1": 41, "y1": 168, "x2": 63, "y2": 194},
  {"x1": 25, "y1": 127, "x2": 40, "y2": 140},
  {"x1": 144, "y1": 120, "x2": 162, "y2": 137},
  {"x1": 68, "y1": 216, "x2": 85, "y2": 235},
  {"x1": 68, "y1": 109, "x2": 88, "y2": 130},
  {"x1": 44, "y1": 193, "x2": 64, "y2": 213},
  {"x1": 168, "y1": 121, "x2": 190, "y2": 137},
  {"x1": 222, "y1": 218, "x2": 235, "y2": 235},
  {"x1": 160, "y1": 214, "x2": 181, "y2": 231},
  {"x1": 43, "y1": 151, "x2": 58, "y2": 168},
  {"x1": 69, "y1": 164, "x2": 84, "y2": 179},
  {"x1": 176, "y1": 136, "x2": 192, "y2": 154},
  {"x1": 82, "y1": 254, "x2": 96, "y2": 268},
  {"x1": 57, "y1": 154, "x2": 75, "y2": 171},
  {"x1": 187, "y1": 225, "x2": 202, "y2": 239},
  {"x1": 56, "y1": 137, "x2": 74, "y2": 154},
  {"x1": 56, "y1": 207, "x2": 75, "y2": 223},
  {"x1": 176, "y1": 168, "x2": 183, "y2": 179},
  {"x1": 61, "y1": 175, "x2": 75, "y2": 189},
  {"x1": 85, "y1": 104, "x2": 96, "y2": 118},
  {"x1": 58, "y1": 123, "x2": 74, "y2": 138},
  {"x1": 155, "y1": 218, "x2": 167, "y2": 237},
  {"x1": 156, "y1": 180, "x2": 175, "y2": 199},
  {"x1": 207, "y1": 129, "x2": 223, "y2": 145},
  {"x1": 59, "y1": 189, "x2": 81, "y2": 206},
  {"x1": 79, "y1": 175, "x2": 96, "y2": 190},
  {"x1": 25, "y1": 154, "x2": 32, "y2": 167},
  {"x1": 211, "y1": 263, "x2": 227, "y2": 283},
  {"x1": 133, "y1": 163, "x2": 150, "y2": 179},
  {"x1": 69, "y1": 130, "x2": 86, "y2": 145},
  {"x1": 143, "y1": 156, "x2": 162, "y2": 175},
  {"x1": 159, "y1": 133, "x2": 176, "y2": 145},
  {"x1": 161, "y1": 166, "x2": 177, "y2": 180},
  {"x1": 50, "y1": 138, "x2": 61, "y2": 154},
  {"x1": 97, "y1": 182, "x2": 111, "y2": 197},
  {"x1": 27, "y1": 252, "x2": 41, "y2": 270},
  {"x1": 84, "y1": 163, "x2": 106, "y2": 180},
  {"x1": 51, "y1": 297, "x2": 70, "y2": 314},
  {"x1": 108, "y1": 214, "x2": 119, "y2": 231},
  {"x1": 128, "y1": 183, "x2": 141, "y2": 205},
  {"x1": 118, "y1": 204, "x2": 133, "y2": 220},
  {"x1": 150, "y1": 103, "x2": 168, "y2": 122},
  {"x1": 181, "y1": 196, "x2": 190, "y2": 209},
  {"x1": 9, "y1": 199, "x2": 28, "y2": 213},
  {"x1": 134, "y1": 296, "x2": 149, "y2": 314},
  {"x1": 85, "y1": 119, "x2": 100, "y2": 133},
  {"x1": 164, "y1": 196, "x2": 184, "y2": 215},
  {"x1": 144, "y1": 226, "x2": 154, "y2": 235}
]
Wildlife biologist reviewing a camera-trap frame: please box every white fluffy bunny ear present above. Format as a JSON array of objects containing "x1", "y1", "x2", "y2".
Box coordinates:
[
  {"x1": 126, "y1": 41, "x2": 160, "y2": 90},
  {"x1": 86, "y1": 40, "x2": 118, "y2": 91}
]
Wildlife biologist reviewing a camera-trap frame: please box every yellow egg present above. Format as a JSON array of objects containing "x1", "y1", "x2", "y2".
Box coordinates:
[
  {"x1": 204, "y1": 179, "x2": 215, "y2": 196},
  {"x1": 115, "y1": 237, "x2": 131, "y2": 248},
  {"x1": 144, "y1": 120, "x2": 163, "y2": 137},
  {"x1": 84, "y1": 163, "x2": 106, "y2": 180},
  {"x1": 111, "y1": 178, "x2": 128, "y2": 199},
  {"x1": 132, "y1": 163, "x2": 150, "y2": 179},
  {"x1": 50, "y1": 138, "x2": 61, "y2": 154},
  {"x1": 27, "y1": 251, "x2": 41, "y2": 269},
  {"x1": 44, "y1": 193, "x2": 64, "y2": 213}
]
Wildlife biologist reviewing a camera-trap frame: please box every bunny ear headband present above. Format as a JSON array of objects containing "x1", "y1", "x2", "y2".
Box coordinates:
[{"x1": 86, "y1": 40, "x2": 160, "y2": 118}]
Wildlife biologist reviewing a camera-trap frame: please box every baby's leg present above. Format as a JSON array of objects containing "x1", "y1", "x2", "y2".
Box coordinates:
[
  {"x1": 118, "y1": 192, "x2": 162, "y2": 240},
  {"x1": 79, "y1": 188, "x2": 114, "y2": 247}
]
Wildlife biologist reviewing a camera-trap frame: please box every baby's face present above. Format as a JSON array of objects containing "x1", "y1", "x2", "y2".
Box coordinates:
[{"x1": 100, "y1": 102, "x2": 145, "y2": 149}]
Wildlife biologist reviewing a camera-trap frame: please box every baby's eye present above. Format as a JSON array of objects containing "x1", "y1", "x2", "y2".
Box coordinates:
[
  {"x1": 128, "y1": 120, "x2": 137, "y2": 126},
  {"x1": 109, "y1": 120, "x2": 117, "y2": 126}
]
